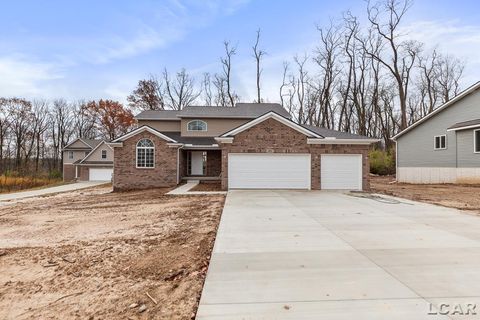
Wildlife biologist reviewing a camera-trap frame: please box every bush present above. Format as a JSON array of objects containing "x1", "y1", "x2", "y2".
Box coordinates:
[
  {"x1": 49, "y1": 169, "x2": 62, "y2": 179},
  {"x1": 369, "y1": 149, "x2": 396, "y2": 175}
]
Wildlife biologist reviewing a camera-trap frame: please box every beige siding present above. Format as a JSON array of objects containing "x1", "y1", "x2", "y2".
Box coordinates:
[
  {"x1": 67, "y1": 139, "x2": 91, "y2": 149},
  {"x1": 63, "y1": 150, "x2": 89, "y2": 164},
  {"x1": 85, "y1": 142, "x2": 114, "y2": 162},
  {"x1": 138, "y1": 120, "x2": 181, "y2": 132},
  {"x1": 181, "y1": 118, "x2": 250, "y2": 137}
]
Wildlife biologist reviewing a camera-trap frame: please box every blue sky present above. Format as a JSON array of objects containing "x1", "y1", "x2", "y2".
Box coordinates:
[{"x1": 1, "y1": 0, "x2": 479, "y2": 104}]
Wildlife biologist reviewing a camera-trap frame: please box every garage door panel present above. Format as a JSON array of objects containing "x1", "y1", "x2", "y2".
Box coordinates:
[
  {"x1": 89, "y1": 168, "x2": 113, "y2": 181},
  {"x1": 321, "y1": 154, "x2": 362, "y2": 190},
  {"x1": 228, "y1": 154, "x2": 310, "y2": 189}
]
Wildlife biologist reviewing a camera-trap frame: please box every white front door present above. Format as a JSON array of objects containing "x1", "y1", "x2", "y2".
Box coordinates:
[
  {"x1": 191, "y1": 151, "x2": 204, "y2": 175},
  {"x1": 89, "y1": 168, "x2": 113, "y2": 181},
  {"x1": 228, "y1": 153, "x2": 311, "y2": 189},
  {"x1": 321, "y1": 154, "x2": 362, "y2": 190}
]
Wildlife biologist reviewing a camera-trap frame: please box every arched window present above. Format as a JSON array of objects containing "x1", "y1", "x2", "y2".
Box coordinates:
[
  {"x1": 187, "y1": 120, "x2": 207, "y2": 131},
  {"x1": 136, "y1": 139, "x2": 154, "y2": 168}
]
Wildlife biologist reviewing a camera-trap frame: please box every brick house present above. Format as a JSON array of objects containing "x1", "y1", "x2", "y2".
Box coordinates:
[{"x1": 108, "y1": 103, "x2": 378, "y2": 191}]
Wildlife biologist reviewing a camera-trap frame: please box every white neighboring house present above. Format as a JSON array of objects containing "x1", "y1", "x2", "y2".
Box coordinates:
[
  {"x1": 393, "y1": 81, "x2": 480, "y2": 184},
  {"x1": 63, "y1": 138, "x2": 114, "y2": 182}
]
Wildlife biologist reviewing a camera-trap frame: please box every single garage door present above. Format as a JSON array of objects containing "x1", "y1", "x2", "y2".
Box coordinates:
[
  {"x1": 89, "y1": 168, "x2": 113, "y2": 181},
  {"x1": 321, "y1": 154, "x2": 362, "y2": 190},
  {"x1": 228, "y1": 153, "x2": 311, "y2": 189}
]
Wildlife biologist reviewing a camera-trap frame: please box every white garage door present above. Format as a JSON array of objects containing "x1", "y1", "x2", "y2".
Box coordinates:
[
  {"x1": 321, "y1": 154, "x2": 362, "y2": 190},
  {"x1": 228, "y1": 153, "x2": 311, "y2": 189},
  {"x1": 89, "y1": 168, "x2": 113, "y2": 181}
]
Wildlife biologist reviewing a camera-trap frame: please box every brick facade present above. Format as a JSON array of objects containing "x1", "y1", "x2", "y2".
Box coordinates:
[
  {"x1": 219, "y1": 118, "x2": 370, "y2": 190},
  {"x1": 113, "y1": 131, "x2": 179, "y2": 191},
  {"x1": 63, "y1": 164, "x2": 76, "y2": 181},
  {"x1": 206, "y1": 150, "x2": 221, "y2": 177}
]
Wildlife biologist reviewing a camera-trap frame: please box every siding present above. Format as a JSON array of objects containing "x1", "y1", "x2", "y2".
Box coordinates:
[
  {"x1": 63, "y1": 150, "x2": 89, "y2": 164},
  {"x1": 137, "y1": 120, "x2": 181, "y2": 132},
  {"x1": 397, "y1": 88, "x2": 480, "y2": 167},
  {"x1": 180, "y1": 118, "x2": 250, "y2": 137},
  {"x1": 85, "y1": 142, "x2": 114, "y2": 162},
  {"x1": 457, "y1": 129, "x2": 480, "y2": 167}
]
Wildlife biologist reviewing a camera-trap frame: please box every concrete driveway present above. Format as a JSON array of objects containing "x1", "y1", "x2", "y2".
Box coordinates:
[
  {"x1": 0, "y1": 181, "x2": 109, "y2": 202},
  {"x1": 197, "y1": 190, "x2": 480, "y2": 319}
]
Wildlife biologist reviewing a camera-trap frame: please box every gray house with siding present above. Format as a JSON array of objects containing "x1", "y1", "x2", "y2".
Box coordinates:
[{"x1": 393, "y1": 81, "x2": 480, "y2": 184}]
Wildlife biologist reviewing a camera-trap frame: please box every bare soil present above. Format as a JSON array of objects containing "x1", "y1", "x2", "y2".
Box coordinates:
[
  {"x1": 189, "y1": 182, "x2": 222, "y2": 192},
  {"x1": 371, "y1": 175, "x2": 480, "y2": 212},
  {"x1": 0, "y1": 185, "x2": 225, "y2": 320}
]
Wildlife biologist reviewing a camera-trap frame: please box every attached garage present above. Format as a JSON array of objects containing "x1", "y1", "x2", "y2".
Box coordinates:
[
  {"x1": 228, "y1": 153, "x2": 311, "y2": 189},
  {"x1": 321, "y1": 154, "x2": 362, "y2": 190},
  {"x1": 89, "y1": 168, "x2": 113, "y2": 181}
]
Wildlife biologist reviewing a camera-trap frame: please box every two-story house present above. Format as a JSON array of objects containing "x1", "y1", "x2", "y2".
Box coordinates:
[
  {"x1": 108, "y1": 103, "x2": 378, "y2": 191},
  {"x1": 63, "y1": 139, "x2": 114, "y2": 181}
]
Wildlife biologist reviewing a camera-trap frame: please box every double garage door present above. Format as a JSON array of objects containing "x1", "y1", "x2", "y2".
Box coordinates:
[{"x1": 228, "y1": 153, "x2": 362, "y2": 190}]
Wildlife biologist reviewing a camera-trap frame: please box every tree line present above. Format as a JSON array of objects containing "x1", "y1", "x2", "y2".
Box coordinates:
[
  {"x1": 128, "y1": 0, "x2": 465, "y2": 149},
  {"x1": 0, "y1": 0, "x2": 467, "y2": 176}
]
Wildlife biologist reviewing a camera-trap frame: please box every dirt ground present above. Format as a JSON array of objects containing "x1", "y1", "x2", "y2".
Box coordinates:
[
  {"x1": 371, "y1": 175, "x2": 480, "y2": 212},
  {"x1": 0, "y1": 185, "x2": 225, "y2": 320},
  {"x1": 189, "y1": 182, "x2": 222, "y2": 192}
]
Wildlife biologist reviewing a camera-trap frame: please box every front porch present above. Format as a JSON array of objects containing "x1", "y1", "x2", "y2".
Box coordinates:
[{"x1": 179, "y1": 149, "x2": 221, "y2": 181}]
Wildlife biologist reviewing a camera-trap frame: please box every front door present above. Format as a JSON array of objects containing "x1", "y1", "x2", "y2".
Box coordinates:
[{"x1": 191, "y1": 151, "x2": 205, "y2": 175}]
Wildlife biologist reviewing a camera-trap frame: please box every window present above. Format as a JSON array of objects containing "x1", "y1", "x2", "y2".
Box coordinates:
[
  {"x1": 434, "y1": 135, "x2": 447, "y2": 150},
  {"x1": 136, "y1": 139, "x2": 154, "y2": 168},
  {"x1": 187, "y1": 120, "x2": 207, "y2": 131},
  {"x1": 475, "y1": 129, "x2": 480, "y2": 153},
  {"x1": 101, "y1": 149, "x2": 107, "y2": 159},
  {"x1": 68, "y1": 151, "x2": 74, "y2": 159}
]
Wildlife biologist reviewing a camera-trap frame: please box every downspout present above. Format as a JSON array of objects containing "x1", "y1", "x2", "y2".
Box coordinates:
[{"x1": 395, "y1": 140, "x2": 398, "y2": 182}]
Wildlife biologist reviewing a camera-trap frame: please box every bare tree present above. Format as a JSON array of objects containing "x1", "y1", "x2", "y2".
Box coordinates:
[
  {"x1": 7, "y1": 98, "x2": 33, "y2": 170},
  {"x1": 73, "y1": 100, "x2": 97, "y2": 139},
  {"x1": 202, "y1": 73, "x2": 213, "y2": 106},
  {"x1": 366, "y1": 0, "x2": 421, "y2": 130},
  {"x1": 163, "y1": 68, "x2": 201, "y2": 110},
  {"x1": 436, "y1": 54, "x2": 464, "y2": 102},
  {"x1": 221, "y1": 41, "x2": 238, "y2": 107},
  {"x1": 50, "y1": 99, "x2": 74, "y2": 170},
  {"x1": 252, "y1": 29, "x2": 266, "y2": 103}
]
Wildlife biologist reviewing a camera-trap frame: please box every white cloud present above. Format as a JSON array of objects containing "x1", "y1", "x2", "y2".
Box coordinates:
[{"x1": 0, "y1": 55, "x2": 63, "y2": 97}]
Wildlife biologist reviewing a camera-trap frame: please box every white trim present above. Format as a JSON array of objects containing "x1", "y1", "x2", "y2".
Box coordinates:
[
  {"x1": 79, "y1": 140, "x2": 112, "y2": 164},
  {"x1": 393, "y1": 81, "x2": 480, "y2": 140},
  {"x1": 68, "y1": 151, "x2": 74, "y2": 160},
  {"x1": 433, "y1": 135, "x2": 447, "y2": 150},
  {"x1": 307, "y1": 138, "x2": 379, "y2": 145},
  {"x1": 101, "y1": 149, "x2": 107, "y2": 159},
  {"x1": 112, "y1": 126, "x2": 177, "y2": 143},
  {"x1": 136, "y1": 138, "x2": 155, "y2": 169},
  {"x1": 447, "y1": 123, "x2": 480, "y2": 132},
  {"x1": 107, "y1": 142, "x2": 123, "y2": 148},
  {"x1": 76, "y1": 163, "x2": 113, "y2": 167},
  {"x1": 221, "y1": 112, "x2": 322, "y2": 138},
  {"x1": 214, "y1": 137, "x2": 234, "y2": 144},
  {"x1": 187, "y1": 120, "x2": 208, "y2": 132},
  {"x1": 166, "y1": 143, "x2": 183, "y2": 148},
  {"x1": 474, "y1": 129, "x2": 480, "y2": 154}
]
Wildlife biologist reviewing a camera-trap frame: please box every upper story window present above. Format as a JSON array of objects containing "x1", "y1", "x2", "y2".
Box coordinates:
[
  {"x1": 434, "y1": 135, "x2": 447, "y2": 150},
  {"x1": 187, "y1": 120, "x2": 207, "y2": 131},
  {"x1": 136, "y1": 139, "x2": 154, "y2": 168},
  {"x1": 475, "y1": 129, "x2": 480, "y2": 153},
  {"x1": 101, "y1": 150, "x2": 107, "y2": 159},
  {"x1": 68, "y1": 151, "x2": 74, "y2": 159}
]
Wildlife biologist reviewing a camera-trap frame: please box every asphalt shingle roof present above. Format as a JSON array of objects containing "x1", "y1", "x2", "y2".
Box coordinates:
[
  {"x1": 135, "y1": 103, "x2": 291, "y2": 120},
  {"x1": 301, "y1": 125, "x2": 374, "y2": 140},
  {"x1": 448, "y1": 118, "x2": 480, "y2": 130}
]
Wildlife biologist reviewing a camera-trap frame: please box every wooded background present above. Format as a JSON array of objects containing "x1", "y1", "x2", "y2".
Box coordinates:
[{"x1": 0, "y1": 0, "x2": 467, "y2": 177}]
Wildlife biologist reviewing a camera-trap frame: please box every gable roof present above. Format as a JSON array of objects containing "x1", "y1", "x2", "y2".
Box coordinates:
[
  {"x1": 447, "y1": 118, "x2": 480, "y2": 131},
  {"x1": 393, "y1": 81, "x2": 480, "y2": 140},
  {"x1": 111, "y1": 126, "x2": 178, "y2": 143},
  {"x1": 79, "y1": 140, "x2": 112, "y2": 164},
  {"x1": 135, "y1": 103, "x2": 291, "y2": 120},
  {"x1": 220, "y1": 111, "x2": 323, "y2": 138},
  {"x1": 63, "y1": 138, "x2": 102, "y2": 150}
]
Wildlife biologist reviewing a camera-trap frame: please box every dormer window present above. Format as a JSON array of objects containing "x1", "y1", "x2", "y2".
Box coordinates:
[{"x1": 187, "y1": 120, "x2": 207, "y2": 131}]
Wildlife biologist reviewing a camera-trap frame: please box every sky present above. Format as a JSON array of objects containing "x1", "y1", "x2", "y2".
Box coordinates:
[{"x1": 0, "y1": 0, "x2": 479, "y2": 105}]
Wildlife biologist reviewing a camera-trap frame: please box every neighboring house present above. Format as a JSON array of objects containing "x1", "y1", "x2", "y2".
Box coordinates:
[
  {"x1": 108, "y1": 103, "x2": 378, "y2": 191},
  {"x1": 63, "y1": 138, "x2": 114, "y2": 181},
  {"x1": 393, "y1": 81, "x2": 480, "y2": 184}
]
